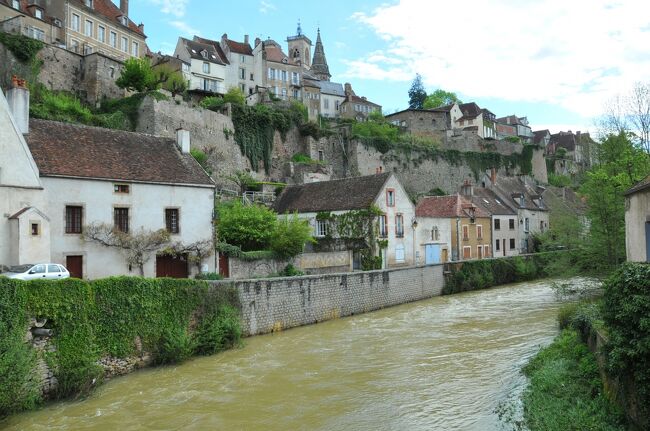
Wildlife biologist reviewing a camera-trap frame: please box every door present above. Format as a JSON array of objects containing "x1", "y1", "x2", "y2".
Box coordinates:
[
  {"x1": 646, "y1": 222, "x2": 650, "y2": 262},
  {"x1": 218, "y1": 253, "x2": 230, "y2": 278},
  {"x1": 441, "y1": 249, "x2": 448, "y2": 263},
  {"x1": 26, "y1": 264, "x2": 47, "y2": 280},
  {"x1": 425, "y1": 244, "x2": 441, "y2": 265},
  {"x1": 46, "y1": 264, "x2": 65, "y2": 280},
  {"x1": 503, "y1": 239, "x2": 507, "y2": 256},
  {"x1": 478, "y1": 246, "x2": 483, "y2": 259},
  {"x1": 156, "y1": 254, "x2": 188, "y2": 278},
  {"x1": 66, "y1": 256, "x2": 83, "y2": 279}
]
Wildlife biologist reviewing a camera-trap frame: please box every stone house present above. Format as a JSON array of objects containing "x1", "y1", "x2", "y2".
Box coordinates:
[
  {"x1": 174, "y1": 37, "x2": 227, "y2": 95},
  {"x1": 1, "y1": 85, "x2": 216, "y2": 279},
  {"x1": 624, "y1": 175, "x2": 650, "y2": 262},
  {"x1": 253, "y1": 37, "x2": 303, "y2": 101},
  {"x1": 546, "y1": 131, "x2": 596, "y2": 173},
  {"x1": 496, "y1": 115, "x2": 533, "y2": 142},
  {"x1": 218, "y1": 33, "x2": 256, "y2": 96},
  {"x1": 340, "y1": 82, "x2": 381, "y2": 120},
  {"x1": 318, "y1": 80, "x2": 345, "y2": 119},
  {"x1": 1, "y1": 0, "x2": 146, "y2": 61},
  {"x1": 455, "y1": 102, "x2": 496, "y2": 139},
  {"x1": 461, "y1": 182, "x2": 519, "y2": 257},
  {"x1": 485, "y1": 175, "x2": 549, "y2": 253},
  {"x1": 274, "y1": 172, "x2": 415, "y2": 272},
  {"x1": 415, "y1": 194, "x2": 492, "y2": 261},
  {"x1": 413, "y1": 201, "x2": 452, "y2": 265},
  {"x1": 533, "y1": 129, "x2": 551, "y2": 148},
  {"x1": 385, "y1": 108, "x2": 450, "y2": 140}
]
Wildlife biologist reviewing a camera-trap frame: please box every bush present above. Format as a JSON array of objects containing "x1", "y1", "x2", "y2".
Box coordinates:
[
  {"x1": 190, "y1": 148, "x2": 211, "y2": 174},
  {"x1": 548, "y1": 173, "x2": 572, "y2": 188},
  {"x1": 195, "y1": 272, "x2": 223, "y2": 280},
  {"x1": 194, "y1": 303, "x2": 241, "y2": 355},
  {"x1": 200, "y1": 96, "x2": 225, "y2": 111},
  {"x1": 270, "y1": 214, "x2": 314, "y2": 259},
  {"x1": 280, "y1": 264, "x2": 304, "y2": 277},
  {"x1": 154, "y1": 327, "x2": 196, "y2": 365},
  {"x1": 216, "y1": 201, "x2": 277, "y2": 251},
  {"x1": 116, "y1": 57, "x2": 159, "y2": 93}
]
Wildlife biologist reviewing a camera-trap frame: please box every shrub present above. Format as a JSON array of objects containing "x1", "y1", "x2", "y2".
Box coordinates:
[
  {"x1": 548, "y1": 173, "x2": 572, "y2": 188},
  {"x1": 200, "y1": 96, "x2": 225, "y2": 111},
  {"x1": 280, "y1": 263, "x2": 304, "y2": 277},
  {"x1": 270, "y1": 214, "x2": 314, "y2": 259},
  {"x1": 116, "y1": 57, "x2": 159, "y2": 93},
  {"x1": 195, "y1": 272, "x2": 223, "y2": 280},
  {"x1": 154, "y1": 327, "x2": 196, "y2": 365},
  {"x1": 190, "y1": 148, "x2": 212, "y2": 174},
  {"x1": 194, "y1": 303, "x2": 241, "y2": 355},
  {"x1": 217, "y1": 201, "x2": 277, "y2": 251}
]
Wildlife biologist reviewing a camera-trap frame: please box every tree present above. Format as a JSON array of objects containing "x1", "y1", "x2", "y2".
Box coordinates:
[
  {"x1": 599, "y1": 82, "x2": 650, "y2": 153},
  {"x1": 159, "y1": 67, "x2": 187, "y2": 97},
  {"x1": 115, "y1": 57, "x2": 159, "y2": 93},
  {"x1": 223, "y1": 87, "x2": 246, "y2": 106},
  {"x1": 216, "y1": 201, "x2": 276, "y2": 251},
  {"x1": 423, "y1": 89, "x2": 462, "y2": 109},
  {"x1": 223, "y1": 171, "x2": 257, "y2": 194},
  {"x1": 407, "y1": 74, "x2": 427, "y2": 109},
  {"x1": 162, "y1": 239, "x2": 214, "y2": 274},
  {"x1": 81, "y1": 223, "x2": 170, "y2": 276},
  {"x1": 270, "y1": 214, "x2": 314, "y2": 258}
]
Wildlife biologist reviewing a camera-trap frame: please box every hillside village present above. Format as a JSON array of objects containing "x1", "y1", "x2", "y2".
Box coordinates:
[{"x1": 0, "y1": 0, "x2": 597, "y2": 279}]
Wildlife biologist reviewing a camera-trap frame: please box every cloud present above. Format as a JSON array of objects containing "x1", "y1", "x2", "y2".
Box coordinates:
[
  {"x1": 147, "y1": 0, "x2": 188, "y2": 17},
  {"x1": 259, "y1": 0, "x2": 276, "y2": 14},
  {"x1": 347, "y1": 0, "x2": 650, "y2": 118},
  {"x1": 169, "y1": 20, "x2": 200, "y2": 36}
]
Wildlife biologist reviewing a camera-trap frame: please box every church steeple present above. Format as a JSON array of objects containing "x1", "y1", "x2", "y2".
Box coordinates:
[{"x1": 310, "y1": 28, "x2": 331, "y2": 81}]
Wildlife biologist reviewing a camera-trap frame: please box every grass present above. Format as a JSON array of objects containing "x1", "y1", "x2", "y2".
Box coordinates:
[{"x1": 522, "y1": 329, "x2": 626, "y2": 430}]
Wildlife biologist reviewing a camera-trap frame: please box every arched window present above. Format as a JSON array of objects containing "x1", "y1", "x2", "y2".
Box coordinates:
[{"x1": 432, "y1": 226, "x2": 439, "y2": 241}]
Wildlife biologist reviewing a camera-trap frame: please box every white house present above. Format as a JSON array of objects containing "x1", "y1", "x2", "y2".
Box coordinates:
[
  {"x1": 274, "y1": 172, "x2": 416, "y2": 272},
  {"x1": 1, "y1": 85, "x2": 216, "y2": 279},
  {"x1": 174, "y1": 37, "x2": 227, "y2": 95},
  {"x1": 318, "y1": 80, "x2": 345, "y2": 119},
  {"x1": 624, "y1": 175, "x2": 650, "y2": 262}
]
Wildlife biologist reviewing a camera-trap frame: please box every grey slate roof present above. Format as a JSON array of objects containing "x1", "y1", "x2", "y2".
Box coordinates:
[
  {"x1": 274, "y1": 173, "x2": 391, "y2": 213},
  {"x1": 624, "y1": 174, "x2": 650, "y2": 196},
  {"x1": 180, "y1": 37, "x2": 225, "y2": 65},
  {"x1": 471, "y1": 188, "x2": 516, "y2": 215},
  {"x1": 319, "y1": 81, "x2": 345, "y2": 97}
]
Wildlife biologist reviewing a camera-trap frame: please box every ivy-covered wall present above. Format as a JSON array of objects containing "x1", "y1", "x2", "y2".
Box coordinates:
[{"x1": 0, "y1": 277, "x2": 241, "y2": 419}]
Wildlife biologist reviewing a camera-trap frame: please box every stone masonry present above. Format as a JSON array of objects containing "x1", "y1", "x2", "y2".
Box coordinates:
[{"x1": 210, "y1": 263, "x2": 445, "y2": 336}]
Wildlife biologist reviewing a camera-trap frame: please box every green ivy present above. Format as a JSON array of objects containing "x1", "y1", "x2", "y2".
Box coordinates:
[
  {"x1": 0, "y1": 31, "x2": 43, "y2": 63},
  {"x1": 0, "y1": 277, "x2": 241, "y2": 418}
]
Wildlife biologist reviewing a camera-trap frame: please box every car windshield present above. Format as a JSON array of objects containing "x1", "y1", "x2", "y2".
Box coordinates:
[{"x1": 9, "y1": 264, "x2": 33, "y2": 273}]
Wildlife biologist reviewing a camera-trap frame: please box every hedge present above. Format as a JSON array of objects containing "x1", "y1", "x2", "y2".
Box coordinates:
[{"x1": 0, "y1": 277, "x2": 241, "y2": 418}]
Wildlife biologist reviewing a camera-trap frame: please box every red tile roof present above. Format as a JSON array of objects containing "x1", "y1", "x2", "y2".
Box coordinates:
[
  {"x1": 224, "y1": 38, "x2": 253, "y2": 56},
  {"x1": 416, "y1": 194, "x2": 490, "y2": 218},
  {"x1": 71, "y1": 0, "x2": 145, "y2": 37},
  {"x1": 26, "y1": 120, "x2": 213, "y2": 187}
]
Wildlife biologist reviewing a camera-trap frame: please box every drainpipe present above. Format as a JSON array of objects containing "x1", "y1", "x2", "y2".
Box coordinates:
[{"x1": 455, "y1": 217, "x2": 461, "y2": 261}]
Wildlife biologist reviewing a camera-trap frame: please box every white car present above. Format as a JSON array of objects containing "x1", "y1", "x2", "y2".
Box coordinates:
[{"x1": 3, "y1": 263, "x2": 71, "y2": 281}]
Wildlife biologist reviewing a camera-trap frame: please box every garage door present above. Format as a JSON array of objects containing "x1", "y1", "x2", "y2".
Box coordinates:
[{"x1": 156, "y1": 254, "x2": 189, "y2": 278}]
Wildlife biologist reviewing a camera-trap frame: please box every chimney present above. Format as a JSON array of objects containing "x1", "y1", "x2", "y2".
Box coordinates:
[
  {"x1": 244, "y1": 34, "x2": 249, "y2": 44},
  {"x1": 460, "y1": 179, "x2": 473, "y2": 197},
  {"x1": 490, "y1": 168, "x2": 496, "y2": 185},
  {"x1": 344, "y1": 83, "x2": 352, "y2": 96},
  {"x1": 254, "y1": 37, "x2": 261, "y2": 47},
  {"x1": 176, "y1": 128, "x2": 190, "y2": 154},
  {"x1": 120, "y1": 0, "x2": 128, "y2": 16},
  {"x1": 138, "y1": 23, "x2": 144, "y2": 33},
  {"x1": 7, "y1": 75, "x2": 29, "y2": 134}
]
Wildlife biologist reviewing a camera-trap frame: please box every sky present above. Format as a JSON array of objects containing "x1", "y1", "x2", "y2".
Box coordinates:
[{"x1": 129, "y1": 0, "x2": 650, "y2": 135}]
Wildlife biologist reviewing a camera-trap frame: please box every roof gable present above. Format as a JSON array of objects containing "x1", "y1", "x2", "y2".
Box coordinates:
[
  {"x1": 274, "y1": 173, "x2": 392, "y2": 213},
  {"x1": 25, "y1": 120, "x2": 214, "y2": 187},
  {"x1": 416, "y1": 194, "x2": 490, "y2": 218}
]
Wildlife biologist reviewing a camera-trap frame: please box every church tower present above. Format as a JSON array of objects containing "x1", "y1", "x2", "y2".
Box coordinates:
[
  {"x1": 286, "y1": 20, "x2": 312, "y2": 68},
  {"x1": 310, "y1": 28, "x2": 331, "y2": 81}
]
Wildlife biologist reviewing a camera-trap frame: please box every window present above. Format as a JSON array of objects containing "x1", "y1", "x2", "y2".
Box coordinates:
[
  {"x1": 494, "y1": 219, "x2": 500, "y2": 230},
  {"x1": 484, "y1": 245, "x2": 490, "y2": 257},
  {"x1": 240, "y1": 54, "x2": 245, "y2": 63},
  {"x1": 48, "y1": 264, "x2": 61, "y2": 273},
  {"x1": 114, "y1": 184, "x2": 130, "y2": 193},
  {"x1": 182, "y1": 62, "x2": 190, "y2": 72},
  {"x1": 509, "y1": 238, "x2": 516, "y2": 249},
  {"x1": 110, "y1": 31, "x2": 117, "y2": 48},
  {"x1": 114, "y1": 208, "x2": 129, "y2": 233},
  {"x1": 84, "y1": 44, "x2": 93, "y2": 55},
  {"x1": 121, "y1": 36, "x2": 128, "y2": 52},
  {"x1": 65, "y1": 206, "x2": 83, "y2": 234},
  {"x1": 202, "y1": 62, "x2": 210, "y2": 73},
  {"x1": 31, "y1": 223, "x2": 39, "y2": 236},
  {"x1": 291, "y1": 72, "x2": 299, "y2": 85},
  {"x1": 72, "y1": 14, "x2": 80, "y2": 32},
  {"x1": 316, "y1": 219, "x2": 329, "y2": 237},
  {"x1": 509, "y1": 218, "x2": 515, "y2": 230},
  {"x1": 395, "y1": 214, "x2": 404, "y2": 238},
  {"x1": 240, "y1": 83, "x2": 246, "y2": 93},
  {"x1": 98, "y1": 25, "x2": 105, "y2": 43},
  {"x1": 432, "y1": 226, "x2": 439, "y2": 241},
  {"x1": 31, "y1": 28, "x2": 45, "y2": 41},
  {"x1": 84, "y1": 0, "x2": 94, "y2": 7},
  {"x1": 379, "y1": 215, "x2": 388, "y2": 237},
  {"x1": 395, "y1": 244, "x2": 405, "y2": 263},
  {"x1": 281, "y1": 88, "x2": 287, "y2": 99},
  {"x1": 463, "y1": 246, "x2": 471, "y2": 259},
  {"x1": 292, "y1": 89, "x2": 300, "y2": 99},
  {"x1": 335, "y1": 100, "x2": 340, "y2": 111},
  {"x1": 281, "y1": 70, "x2": 287, "y2": 82},
  {"x1": 32, "y1": 264, "x2": 46, "y2": 274},
  {"x1": 525, "y1": 218, "x2": 530, "y2": 232},
  {"x1": 477, "y1": 245, "x2": 483, "y2": 259},
  {"x1": 200, "y1": 50, "x2": 207, "y2": 59},
  {"x1": 318, "y1": 150, "x2": 324, "y2": 161},
  {"x1": 250, "y1": 73, "x2": 254, "y2": 81},
  {"x1": 324, "y1": 98, "x2": 329, "y2": 109},
  {"x1": 267, "y1": 68, "x2": 276, "y2": 80},
  {"x1": 85, "y1": 19, "x2": 93, "y2": 37},
  {"x1": 131, "y1": 41, "x2": 138, "y2": 56},
  {"x1": 239, "y1": 68, "x2": 245, "y2": 80},
  {"x1": 12, "y1": 0, "x2": 19, "y2": 9},
  {"x1": 540, "y1": 220, "x2": 545, "y2": 232},
  {"x1": 496, "y1": 239, "x2": 500, "y2": 251},
  {"x1": 386, "y1": 189, "x2": 395, "y2": 207},
  {"x1": 477, "y1": 225, "x2": 483, "y2": 240},
  {"x1": 462, "y1": 225, "x2": 469, "y2": 241},
  {"x1": 165, "y1": 208, "x2": 179, "y2": 234},
  {"x1": 34, "y1": 8, "x2": 43, "y2": 19}
]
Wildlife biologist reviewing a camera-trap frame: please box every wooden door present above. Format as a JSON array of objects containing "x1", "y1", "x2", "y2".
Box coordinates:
[
  {"x1": 478, "y1": 246, "x2": 483, "y2": 259},
  {"x1": 66, "y1": 255, "x2": 83, "y2": 279},
  {"x1": 218, "y1": 253, "x2": 230, "y2": 278},
  {"x1": 156, "y1": 254, "x2": 188, "y2": 278}
]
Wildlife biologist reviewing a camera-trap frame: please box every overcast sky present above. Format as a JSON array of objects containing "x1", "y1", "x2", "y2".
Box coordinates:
[{"x1": 131, "y1": 0, "x2": 650, "y2": 135}]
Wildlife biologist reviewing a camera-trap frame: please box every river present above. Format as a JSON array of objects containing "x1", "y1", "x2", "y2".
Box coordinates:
[{"x1": 2, "y1": 278, "x2": 585, "y2": 431}]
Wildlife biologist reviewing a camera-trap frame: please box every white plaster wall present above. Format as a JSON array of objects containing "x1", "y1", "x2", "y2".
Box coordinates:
[
  {"x1": 189, "y1": 60, "x2": 226, "y2": 93},
  {"x1": 12, "y1": 210, "x2": 51, "y2": 265},
  {"x1": 42, "y1": 177, "x2": 215, "y2": 279},
  {"x1": 374, "y1": 175, "x2": 416, "y2": 267},
  {"x1": 491, "y1": 215, "x2": 519, "y2": 257},
  {"x1": 223, "y1": 53, "x2": 256, "y2": 95},
  {"x1": 320, "y1": 93, "x2": 344, "y2": 118},
  {"x1": 518, "y1": 208, "x2": 549, "y2": 252},
  {"x1": 625, "y1": 191, "x2": 650, "y2": 262},
  {"x1": 415, "y1": 217, "x2": 452, "y2": 264}
]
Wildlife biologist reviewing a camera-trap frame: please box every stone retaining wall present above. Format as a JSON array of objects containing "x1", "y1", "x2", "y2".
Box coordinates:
[{"x1": 210, "y1": 263, "x2": 444, "y2": 336}]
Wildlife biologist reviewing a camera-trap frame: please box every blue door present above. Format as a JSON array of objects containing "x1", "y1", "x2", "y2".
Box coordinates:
[{"x1": 425, "y1": 244, "x2": 441, "y2": 265}]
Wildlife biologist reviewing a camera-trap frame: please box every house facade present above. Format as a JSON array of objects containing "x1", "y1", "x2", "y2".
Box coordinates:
[
  {"x1": 496, "y1": 115, "x2": 533, "y2": 142},
  {"x1": 1, "y1": 85, "x2": 216, "y2": 279},
  {"x1": 340, "y1": 82, "x2": 381, "y2": 120},
  {"x1": 253, "y1": 38, "x2": 303, "y2": 101},
  {"x1": 624, "y1": 175, "x2": 650, "y2": 262},
  {"x1": 0, "y1": 0, "x2": 65, "y2": 45},
  {"x1": 174, "y1": 37, "x2": 227, "y2": 95},
  {"x1": 386, "y1": 108, "x2": 450, "y2": 140},
  {"x1": 274, "y1": 173, "x2": 415, "y2": 272},
  {"x1": 218, "y1": 33, "x2": 256, "y2": 95},
  {"x1": 415, "y1": 194, "x2": 492, "y2": 261}
]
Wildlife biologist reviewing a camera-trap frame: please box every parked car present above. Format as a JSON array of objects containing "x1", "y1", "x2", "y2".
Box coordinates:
[{"x1": 2, "y1": 264, "x2": 70, "y2": 280}]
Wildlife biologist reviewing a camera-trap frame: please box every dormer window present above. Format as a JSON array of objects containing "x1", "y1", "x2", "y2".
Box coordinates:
[
  {"x1": 119, "y1": 15, "x2": 127, "y2": 26},
  {"x1": 11, "y1": 0, "x2": 19, "y2": 9},
  {"x1": 34, "y1": 8, "x2": 43, "y2": 19},
  {"x1": 520, "y1": 196, "x2": 525, "y2": 207},
  {"x1": 201, "y1": 50, "x2": 208, "y2": 59},
  {"x1": 84, "y1": 0, "x2": 93, "y2": 8}
]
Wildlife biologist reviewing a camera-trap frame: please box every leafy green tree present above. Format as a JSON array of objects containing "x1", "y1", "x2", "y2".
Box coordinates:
[
  {"x1": 115, "y1": 57, "x2": 158, "y2": 93},
  {"x1": 223, "y1": 87, "x2": 246, "y2": 106},
  {"x1": 270, "y1": 214, "x2": 314, "y2": 258},
  {"x1": 216, "y1": 201, "x2": 276, "y2": 251},
  {"x1": 580, "y1": 132, "x2": 649, "y2": 267},
  {"x1": 408, "y1": 74, "x2": 427, "y2": 109},
  {"x1": 161, "y1": 69, "x2": 187, "y2": 97},
  {"x1": 423, "y1": 89, "x2": 462, "y2": 109}
]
